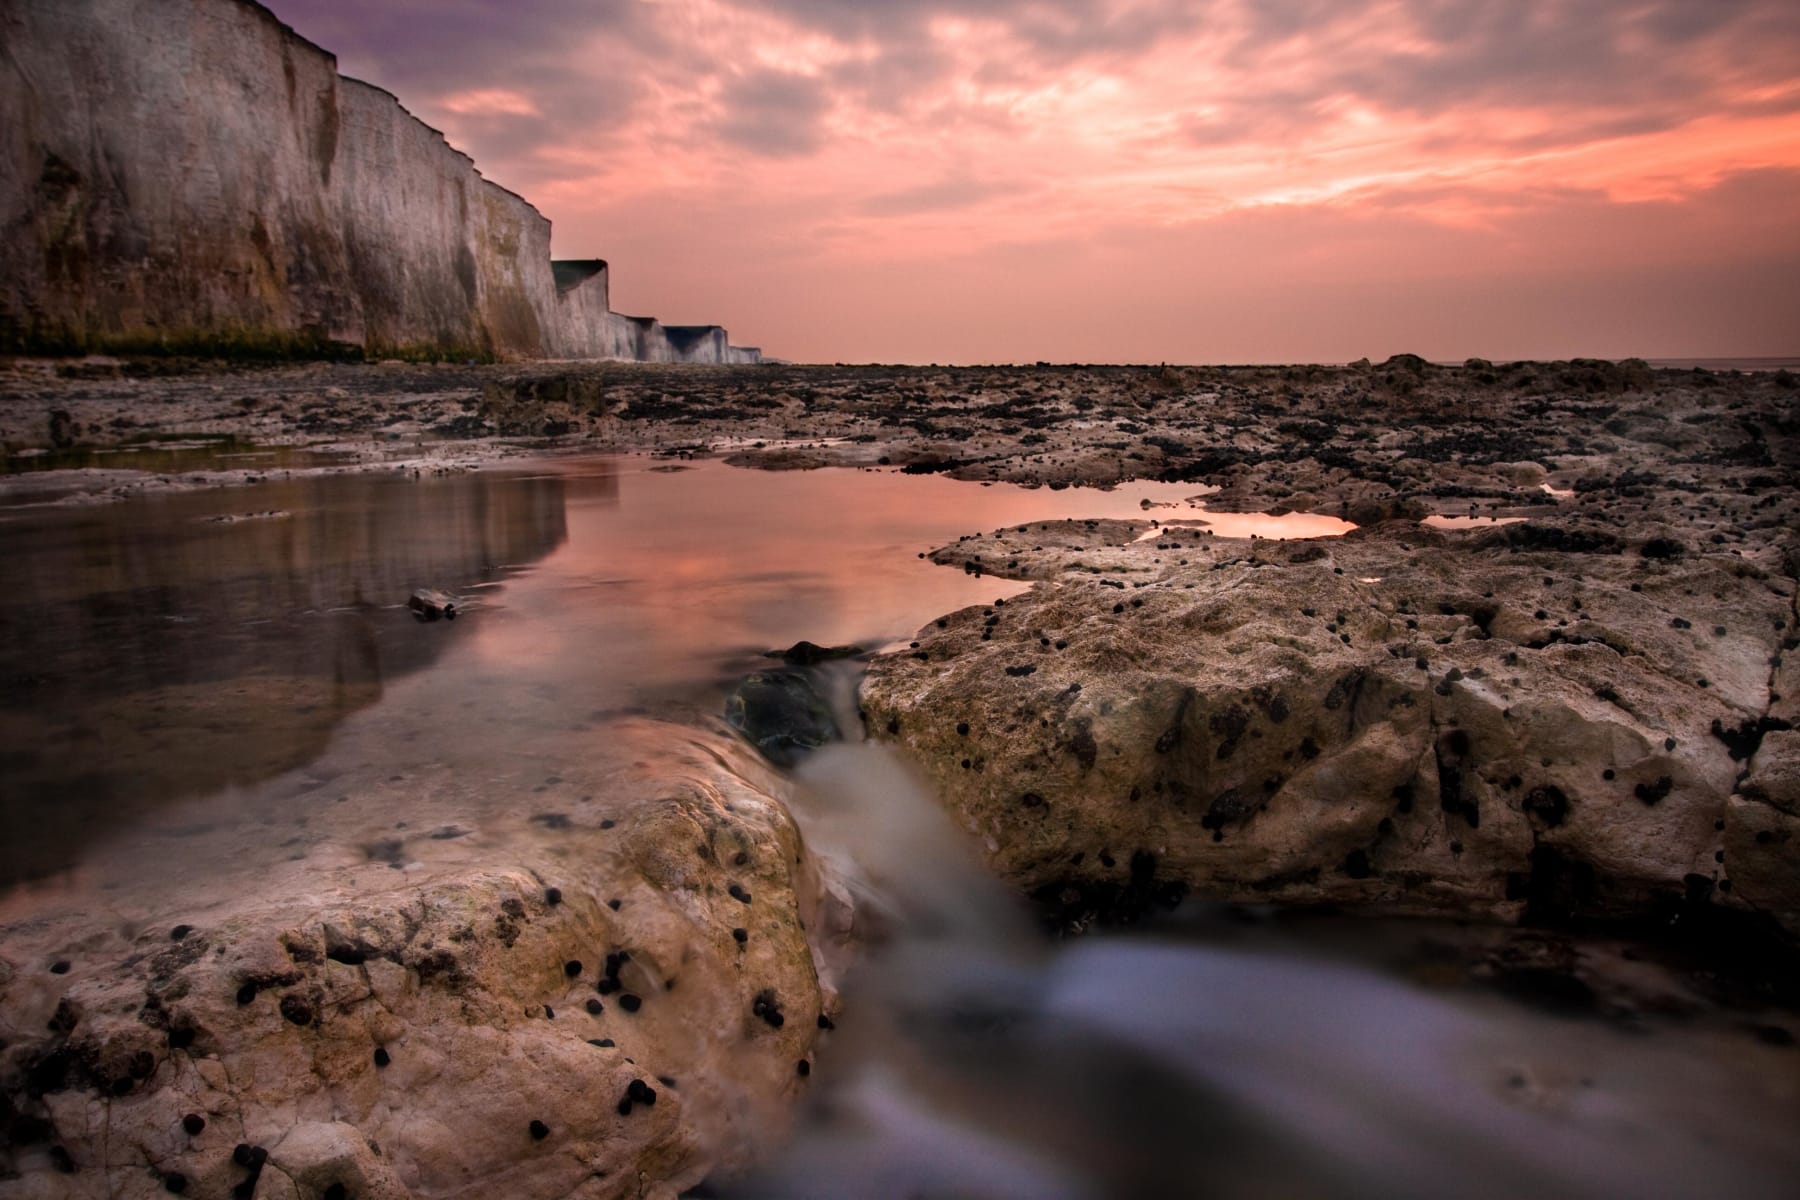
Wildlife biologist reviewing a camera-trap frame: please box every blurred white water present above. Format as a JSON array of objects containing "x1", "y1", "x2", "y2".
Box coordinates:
[{"x1": 724, "y1": 670, "x2": 1800, "y2": 1200}]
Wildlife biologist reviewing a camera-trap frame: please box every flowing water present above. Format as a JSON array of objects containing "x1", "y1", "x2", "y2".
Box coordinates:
[{"x1": 1, "y1": 456, "x2": 1794, "y2": 1198}]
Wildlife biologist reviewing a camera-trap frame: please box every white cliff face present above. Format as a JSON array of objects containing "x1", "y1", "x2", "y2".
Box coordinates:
[{"x1": 0, "y1": 0, "x2": 760, "y2": 364}]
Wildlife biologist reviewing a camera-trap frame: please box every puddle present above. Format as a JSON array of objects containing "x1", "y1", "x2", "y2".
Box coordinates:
[
  {"x1": 0, "y1": 457, "x2": 1346, "y2": 890},
  {"x1": 1422, "y1": 515, "x2": 1529, "y2": 529},
  {"x1": 1134, "y1": 512, "x2": 1358, "y2": 540}
]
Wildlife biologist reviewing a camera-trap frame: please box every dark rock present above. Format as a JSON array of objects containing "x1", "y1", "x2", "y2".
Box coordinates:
[
  {"x1": 766, "y1": 640, "x2": 863, "y2": 665},
  {"x1": 751, "y1": 989, "x2": 785, "y2": 1029},
  {"x1": 407, "y1": 589, "x2": 459, "y2": 622},
  {"x1": 278, "y1": 993, "x2": 313, "y2": 1026},
  {"x1": 724, "y1": 671, "x2": 839, "y2": 766}
]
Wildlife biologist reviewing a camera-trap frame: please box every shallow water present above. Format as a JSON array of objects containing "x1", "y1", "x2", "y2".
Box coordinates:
[
  {"x1": 0, "y1": 457, "x2": 1321, "y2": 890},
  {"x1": 2, "y1": 456, "x2": 1795, "y2": 1198}
]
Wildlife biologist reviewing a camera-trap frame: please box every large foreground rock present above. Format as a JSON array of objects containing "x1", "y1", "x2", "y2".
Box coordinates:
[
  {"x1": 0, "y1": 720, "x2": 851, "y2": 1199},
  {"x1": 861, "y1": 519, "x2": 1798, "y2": 934}
]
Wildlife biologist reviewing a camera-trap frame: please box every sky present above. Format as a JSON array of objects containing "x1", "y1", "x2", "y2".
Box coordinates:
[{"x1": 268, "y1": 0, "x2": 1800, "y2": 364}]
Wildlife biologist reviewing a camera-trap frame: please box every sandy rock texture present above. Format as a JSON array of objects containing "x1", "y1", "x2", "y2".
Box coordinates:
[
  {"x1": 0, "y1": 720, "x2": 848, "y2": 1199},
  {"x1": 862, "y1": 516, "x2": 1799, "y2": 935}
]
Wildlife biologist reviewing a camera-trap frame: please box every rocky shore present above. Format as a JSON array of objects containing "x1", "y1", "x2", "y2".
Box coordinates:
[
  {"x1": 862, "y1": 516, "x2": 1797, "y2": 935},
  {"x1": 0, "y1": 719, "x2": 852, "y2": 1199},
  {"x1": 3, "y1": 353, "x2": 1797, "y2": 1196}
]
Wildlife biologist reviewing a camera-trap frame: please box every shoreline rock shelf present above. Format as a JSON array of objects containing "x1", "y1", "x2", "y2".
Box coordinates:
[
  {"x1": 863, "y1": 520, "x2": 1799, "y2": 938},
  {"x1": 0, "y1": 355, "x2": 1796, "y2": 1196}
]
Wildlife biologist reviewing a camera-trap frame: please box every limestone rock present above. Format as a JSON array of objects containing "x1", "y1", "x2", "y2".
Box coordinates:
[
  {"x1": 862, "y1": 520, "x2": 1797, "y2": 934},
  {"x1": 0, "y1": 721, "x2": 842, "y2": 1198},
  {"x1": 0, "y1": 0, "x2": 758, "y2": 363}
]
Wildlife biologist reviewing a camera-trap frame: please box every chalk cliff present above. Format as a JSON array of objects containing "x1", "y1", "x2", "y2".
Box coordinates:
[{"x1": 0, "y1": 0, "x2": 761, "y2": 363}]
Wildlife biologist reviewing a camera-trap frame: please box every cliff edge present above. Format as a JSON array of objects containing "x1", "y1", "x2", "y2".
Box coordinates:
[{"x1": 0, "y1": 0, "x2": 761, "y2": 363}]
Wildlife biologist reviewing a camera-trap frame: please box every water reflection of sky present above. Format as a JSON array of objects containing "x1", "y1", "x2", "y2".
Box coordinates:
[
  {"x1": 470, "y1": 458, "x2": 1353, "y2": 692},
  {"x1": 0, "y1": 458, "x2": 1346, "y2": 894},
  {"x1": 0, "y1": 455, "x2": 1360, "y2": 906}
]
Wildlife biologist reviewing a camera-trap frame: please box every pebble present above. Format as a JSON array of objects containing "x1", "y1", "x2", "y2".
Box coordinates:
[
  {"x1": 373, "y1": 1047, "x2": 391, "y2": 1068},
  {"x1": 529, "y1": 1119, "x2": 550, "y2": 1140},
  {"x1": 182, "y1": 1113, "x2": 206, "y2": 1136}
]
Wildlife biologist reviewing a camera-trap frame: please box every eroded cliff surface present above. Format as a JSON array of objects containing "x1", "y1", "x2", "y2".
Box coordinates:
[{"x1": 0, "y1": 0, "x2": 759, "y2": 363}]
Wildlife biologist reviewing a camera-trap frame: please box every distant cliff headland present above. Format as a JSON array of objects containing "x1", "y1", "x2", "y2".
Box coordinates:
[{"x1": 0, "y1": 0, "x2": 761, "y2": 363}]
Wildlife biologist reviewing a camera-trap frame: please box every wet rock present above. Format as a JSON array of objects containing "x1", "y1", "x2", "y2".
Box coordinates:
[
  {"x1": 866, "y1": 519, "x2": 1796, "y2": 932},
  {"x1": 0, "y1": 720, "x2": 840, "y2": 1200},
  {"x1": 724, "y1": 671, "x2": 839, "y2": 766},
  {"x1": 765, "y1": 640, "x2": 863, "y2": 666},
  {"x1": 406, "y1": 589, "x2": 459, "y2": 622}
]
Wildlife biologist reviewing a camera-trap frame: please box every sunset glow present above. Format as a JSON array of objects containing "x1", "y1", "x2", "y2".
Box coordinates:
[{"x1": 274, "y1": 0, "x2": 1800, "y2": 362}]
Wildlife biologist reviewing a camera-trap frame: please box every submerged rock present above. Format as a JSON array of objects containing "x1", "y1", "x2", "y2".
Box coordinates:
[
  {"x1": 725, "y1": 671, "x2": 840, "y2": 766},
  {"x1": 407, "y1": 589, "x2": 460, "y2": 621}
]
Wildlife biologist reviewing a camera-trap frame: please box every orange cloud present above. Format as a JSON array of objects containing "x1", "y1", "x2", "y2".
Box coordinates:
[
  {"x1": 438, "y1": 88, "x2": 541, "y2": 118},
  {"x1": 272, "y1": 0, "x2": 1800, "y2": 361}
]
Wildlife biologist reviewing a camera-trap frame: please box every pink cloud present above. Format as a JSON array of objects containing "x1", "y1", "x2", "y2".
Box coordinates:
[{"x1": 268, "y1": 0, "x2": 1800, "y2": 361}]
